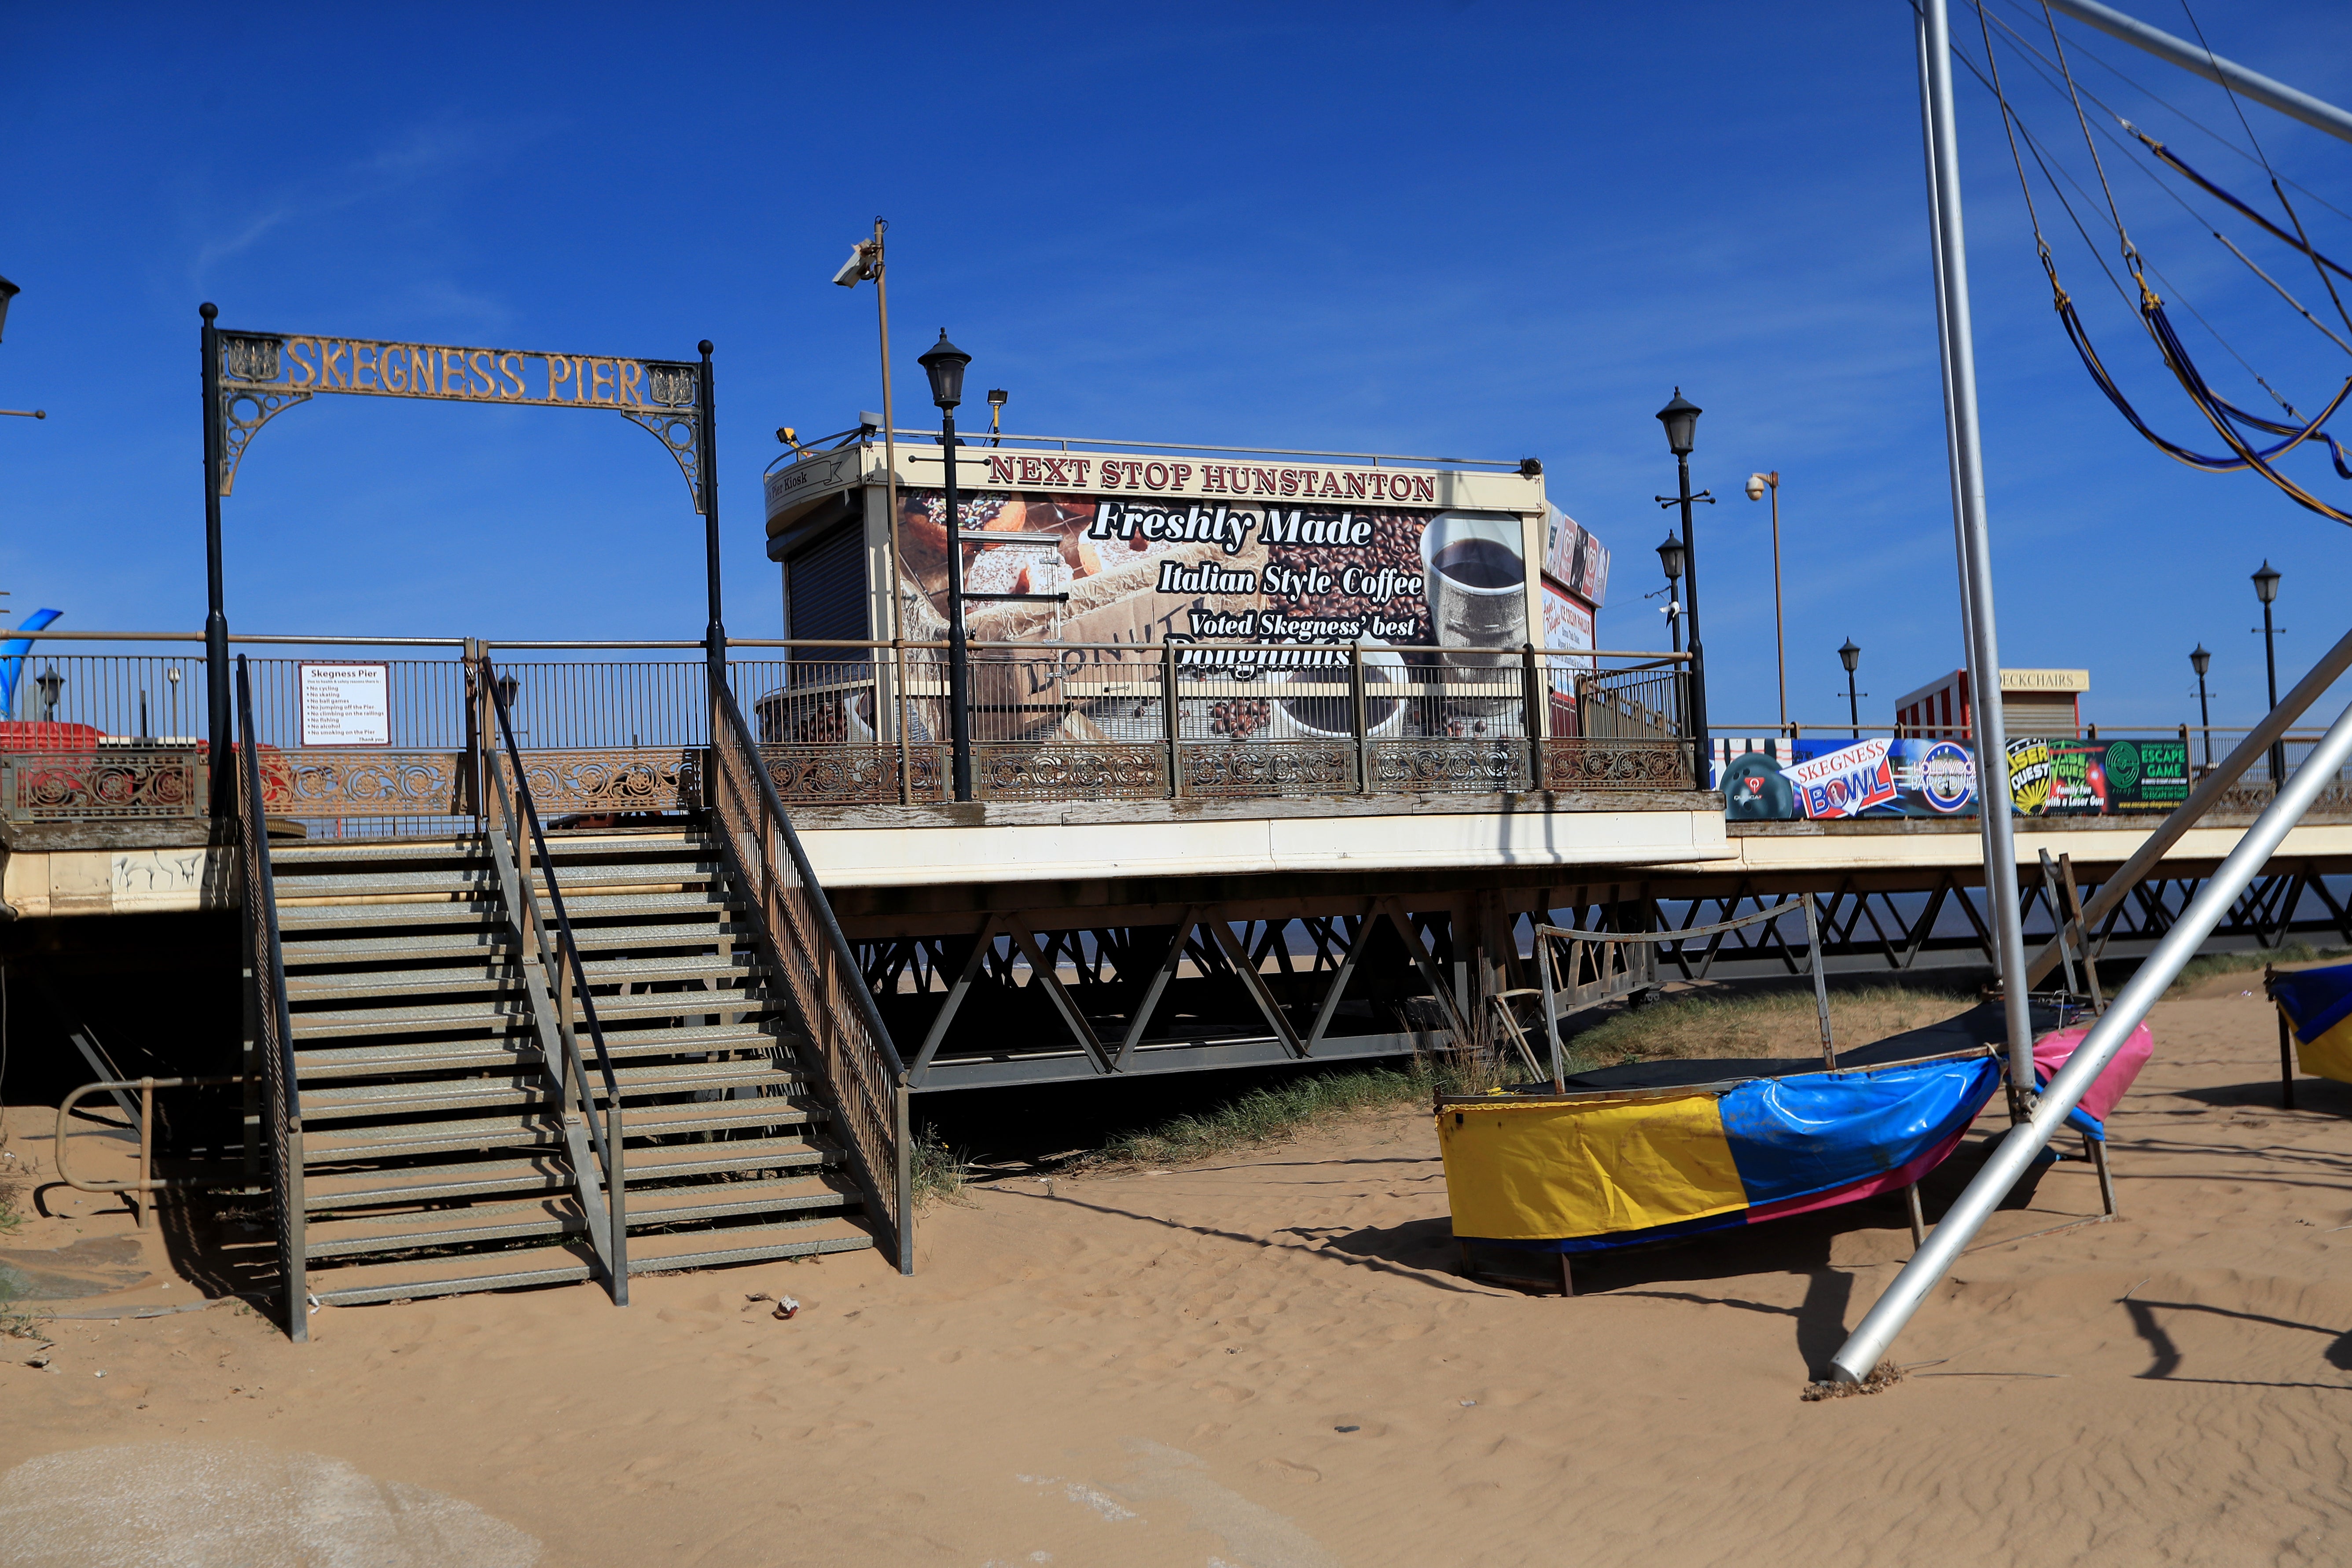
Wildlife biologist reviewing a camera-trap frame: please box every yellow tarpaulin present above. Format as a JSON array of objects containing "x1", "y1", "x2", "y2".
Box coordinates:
[{"x1": 1436, "y1": 1092, "x2": 1748, "y2": 1242}]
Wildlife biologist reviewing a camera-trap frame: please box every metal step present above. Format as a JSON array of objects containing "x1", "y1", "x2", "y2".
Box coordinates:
[
  {"x1": 299, "y1": 1058, "x2": 808, "y2": 1122},
  {"x1": 277, "y1": 900, "x2": 504, "y2": 933},
  {"x1": 272, "y1": 867, "x2": 502, "y2": 898},
  {"x1": 281, "y1": 929, "x2": 514, "y2": 966},
  {"x1": 579, "y1": 953, "x2": 762, "y2": 985},
  {"x1": 535, "y1": 892, "x2": 735, "y2": 921},
  {"x1": 294, "y1": 1021, "x2": 787, "y2": 1081},
  {"x1": 302, "y1": 1134, "x2": 836, "y2": 1210},
  {"x1": 302, "y1": 1095, "x2": 823, "y2": 1164},
  {"x1": 624, "y1": 1216, "x2": 874, "y2": 1274},
  {"x1": 300, "y1": 1173, "x2": 858, "y2": 1259},
  {"x1": 308, "y1": 1245, "x2": 598, "y2": 1307},
  {"x1": 286, "y1": 963, "x2": 522, "y2": 1001},
  {"x1": 305, "y1": 1216, "x2": 870, "y2": 1305},
  {"x1": 290, "y1": 999, "x2": 529, "y2": 1041}
]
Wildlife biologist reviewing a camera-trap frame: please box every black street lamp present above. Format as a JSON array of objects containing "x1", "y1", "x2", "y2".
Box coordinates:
[
  {"x1": 36, "y1": 664, "x2": 62, "y2": 723},
  {"x1": 2189, "y1": 643, "x2": 2213, "y2": 773},
  {"x1": 919, "y1": 329, "x2": 976, "y2": 802},
  {"x1": 1838, "y1": 638, "x2": 1862, "y2": 739},
  {"x1": 2253, "y1": 560, "x2": 2283, "y2": 785},
  {"x1": 1654, "y1": 390, "x2": 1712, "y2": 790},
  {"x1": 1655, "y1": 530, "x2": 1685, "y2": 654}
]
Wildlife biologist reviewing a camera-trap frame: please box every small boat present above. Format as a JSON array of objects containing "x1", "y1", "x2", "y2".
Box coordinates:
[
  {"x1": 1437, "y1": 1001, "x2": 2148, "y2": 1284},
  {"x1": 2267, "y1": 959, "x2": 2352, "y2": 1083}
]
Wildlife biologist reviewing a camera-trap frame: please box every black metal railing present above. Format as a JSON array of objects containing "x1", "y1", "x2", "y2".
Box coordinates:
[
  {"x1": 234, "y1": 654, "x2": 307, "y2": 1342},
  {"x1": 478, "y1": 655, "x2": 628, "y2": 1299},
  {"x1": 705, "y1": 680, "x2": 911, "y2": 1272}
]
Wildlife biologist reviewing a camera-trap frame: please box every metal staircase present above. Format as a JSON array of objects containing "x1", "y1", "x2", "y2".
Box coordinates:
[{"x1": 234, "y1": 654, "x2": 908, "y2": 1337}]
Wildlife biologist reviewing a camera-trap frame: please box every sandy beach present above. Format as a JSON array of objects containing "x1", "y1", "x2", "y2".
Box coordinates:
[{"x1": 3, "y1": 981, "x2": 2347, "y2": 1567}]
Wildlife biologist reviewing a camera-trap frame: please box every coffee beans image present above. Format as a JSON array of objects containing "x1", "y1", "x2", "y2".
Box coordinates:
[{"x1": 1263, "y1": 510, "x2": 1435, "y2": 647}]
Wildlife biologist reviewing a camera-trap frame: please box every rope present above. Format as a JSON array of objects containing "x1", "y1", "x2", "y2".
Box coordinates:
[
  {"x1": 1957, "y1": 2, "x2": 2352, "y2": 520},
  {"x1": 2175, "y1": 0, "x2": 2352, "y2": 340},
  {"x1": 1986, "y1": 0, "x2": 2352, "y2": 225}
]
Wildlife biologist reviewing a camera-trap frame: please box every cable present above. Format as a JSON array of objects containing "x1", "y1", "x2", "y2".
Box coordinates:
[
  {"x1": 1987, "y1": 0, "x2": 2352, "y2": 227},
  {"x1": 2176, "y1": 0, "x2": 2352, "y2": 340},
  {"x1": 1956, "y1": 4, "x2": 2352, "y2": 516}
]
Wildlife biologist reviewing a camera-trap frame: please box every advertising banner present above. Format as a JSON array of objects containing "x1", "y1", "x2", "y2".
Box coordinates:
[
  {"x1": 896, "y1": 486, "x2": 1532, "y2": 668},
  {"x1": 1715, "y1": 736, "x2": 2185, "y2": 821}
]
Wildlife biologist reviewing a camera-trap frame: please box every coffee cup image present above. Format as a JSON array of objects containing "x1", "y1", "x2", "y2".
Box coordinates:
[
  {"x1": 1418, "y1": 511, "x2": 1528, "y2": 715},
  {"x1": 1268, "y1": 641, "x2": 1408, "y2": 742}
]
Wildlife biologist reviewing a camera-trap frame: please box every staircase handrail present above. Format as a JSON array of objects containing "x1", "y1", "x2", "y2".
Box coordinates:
[
  {"x1": 477, "y1": 655, "x2": 628, "y2": 1298},
  {"x1": 706, "y1": 678, "x2": 911, "y2": 1273},
  {"x1": 233, "y1": 654, "x2": 308, "y2": 1343}
]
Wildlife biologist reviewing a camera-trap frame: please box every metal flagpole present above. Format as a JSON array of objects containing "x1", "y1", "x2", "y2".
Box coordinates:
[
  {"x1": 1919, "y1": 0, "x2": 2036, "y2": 1115},
  {"x1": 1833, "y1": 686, "x2": 2352, "y2": 1381}
]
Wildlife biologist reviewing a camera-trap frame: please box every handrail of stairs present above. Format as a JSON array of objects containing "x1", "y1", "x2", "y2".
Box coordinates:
[
  {"x1": 234, "y1": 654, "x2": 308, "y2": 1343},
  {"x1": 706, "y1": 680, "x2": 913, "y2": 1274},
  {"x1": 477, "y1": 655, "x2": 629, "y2": 1302}
]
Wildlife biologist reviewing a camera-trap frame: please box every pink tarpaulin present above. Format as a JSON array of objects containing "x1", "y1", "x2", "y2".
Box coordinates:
[{"x1": 2032, "y1": 1020, "x2": 2153, "y2": 1128}]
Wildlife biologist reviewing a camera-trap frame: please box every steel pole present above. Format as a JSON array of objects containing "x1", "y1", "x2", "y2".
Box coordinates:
[
  {"x1": 1833, "y1": 686, "x2": 2352, "y2": 1382},
  {"x1": 2263, "y1": 599, "x2": 2284, "y2": 785},
  {"x1": 2041, "y1": 0, "x2": 2352, "y2": 147},
  {"x1": 199, "y1": 305, "x2": 232, "y2": 824},
  {"x1": 1678, "y1": 453, "x2": 1709, "y2": 792},
  {"x1": 1847, "y1": 668, "x2": 1860, "y2": 739},
  {"x1": 942, "y1": 410, "x2": 973, "y2": 801},
  {"x1": 698, "y1": 342, "x2": 726, "y2": 714},
  {"x1": 1921, "y1": 0, "x2": 2035, "y2": 1115}
]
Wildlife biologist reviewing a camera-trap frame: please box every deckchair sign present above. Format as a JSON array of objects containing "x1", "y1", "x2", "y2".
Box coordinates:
[{"x1": 208, "y1": 327, "x2": 707, "y2": 509}]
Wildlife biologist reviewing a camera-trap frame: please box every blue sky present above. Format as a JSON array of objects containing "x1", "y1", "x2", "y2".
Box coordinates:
[{"x1": 4, "y1": 0, "x2": 2350, "y2": 733}]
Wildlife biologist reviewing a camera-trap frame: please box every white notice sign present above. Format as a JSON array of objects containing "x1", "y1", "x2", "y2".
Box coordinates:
[{"x1": 298, "y1": 662, "x2": 392, "y2": 747}]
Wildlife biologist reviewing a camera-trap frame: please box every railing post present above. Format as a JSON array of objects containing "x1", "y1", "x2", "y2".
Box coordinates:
[
  {"x1": 1351, "y1": 643, "x2": 1371, "y2": 796},
  {"x1": 1162, "y1": 641, "x2": 1182, "y2": 801},
  {"x1": 1521, "y1": 642, "x2": 1543, "y2": 792}
]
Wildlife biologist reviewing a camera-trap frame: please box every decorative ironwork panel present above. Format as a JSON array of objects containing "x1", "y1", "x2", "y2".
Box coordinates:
[
  {"x1": 1371, "y1": 739, "x2": 1528, "y2": 794},
  {"x1": 1541, "y1": 738, "x2": 1694, "y2": 792},
  {"x1": 760, "y1": 744, "x2": 945, "y2": 804},
  {"x1": 518, "y1": 748, "x2": 694, "y2": 815},
  {"x1": 3, "y1": 748, "x2": 202, "y2": 822},
  {"x1": 974, "y1": 743, "x2": 1166, "y2": 801},
  {"x1": 280, "y1": 749, "x2": 464, "y2": 816},
  {"x1": 209, "y1": 325, "x2": 706, "y2": 511},
  {"x1": 1180, "y1": 740, "x2": 1355, "y2": 798}
]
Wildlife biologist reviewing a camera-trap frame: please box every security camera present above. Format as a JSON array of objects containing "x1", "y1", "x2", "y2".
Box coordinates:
[
  {"x1": 832, "y1": 246, "x2": 871, "y2": 287},
  {"x1": 1745, "y1": 473, "x2": 1768, "y2": 501}
]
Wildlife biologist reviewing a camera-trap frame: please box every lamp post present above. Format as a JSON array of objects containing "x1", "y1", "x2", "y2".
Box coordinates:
[
  {"x1": 1839, "y1": 638, "x2": 1862, "y2": 739},
  {"x1": 2189, "y1": 643, "x2": 2213, "y2": 772},
  {"x1": 833, "y1": 218, "x2": 917, "y2": 804},
  {"x1": 1744, "y1": 471, "x2": 1788, "y2": 735},
  {"x1": 1654, "y1": 391, "x2": 1712, "y2": 790},
  {"x1": 2254, "y1": 561, "x2": 2283, "y2": 784},
  {"x1": 1655, "y1": 531, "x2": 1685, "y2": 654},
  {"x1": 36, "y1": 664, "x2": 61, "y2": 723},
  {"x1": 919, "y1": 330, "x2": 975, "y2": 802}
]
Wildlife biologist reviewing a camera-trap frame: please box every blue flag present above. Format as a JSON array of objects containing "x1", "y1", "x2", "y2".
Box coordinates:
[{"x1": 0, "y1": 609, "x2": 62, "y2": 718}]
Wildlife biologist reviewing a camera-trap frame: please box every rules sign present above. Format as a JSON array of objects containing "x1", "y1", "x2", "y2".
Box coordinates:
[{"x1": 298, "y1": 662, "x2": 392, "y2": 748}]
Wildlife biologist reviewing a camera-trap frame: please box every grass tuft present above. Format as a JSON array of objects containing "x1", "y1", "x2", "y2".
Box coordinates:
[
  {"x1": 1075, "y1": 1064, "x2": 1468, "y2": 1174},
  {"x1": 910, "y1": 1125, "x2": 973, "y2": 1208},
  {"x1": 2166, "y1": 944, "x2": 2351, "y2": 997},
  {"x1": 1570, "y1": 984, "x2": 1977, "y2": 1067}
]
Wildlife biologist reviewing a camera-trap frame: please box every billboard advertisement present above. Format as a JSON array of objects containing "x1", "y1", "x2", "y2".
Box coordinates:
[
  {"x1": 1715, "y1": 736, "x2": 2187, "y2": 821},
  {"x1": 896, "y1": 486, "x2": 1535, "y2": 675}
]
